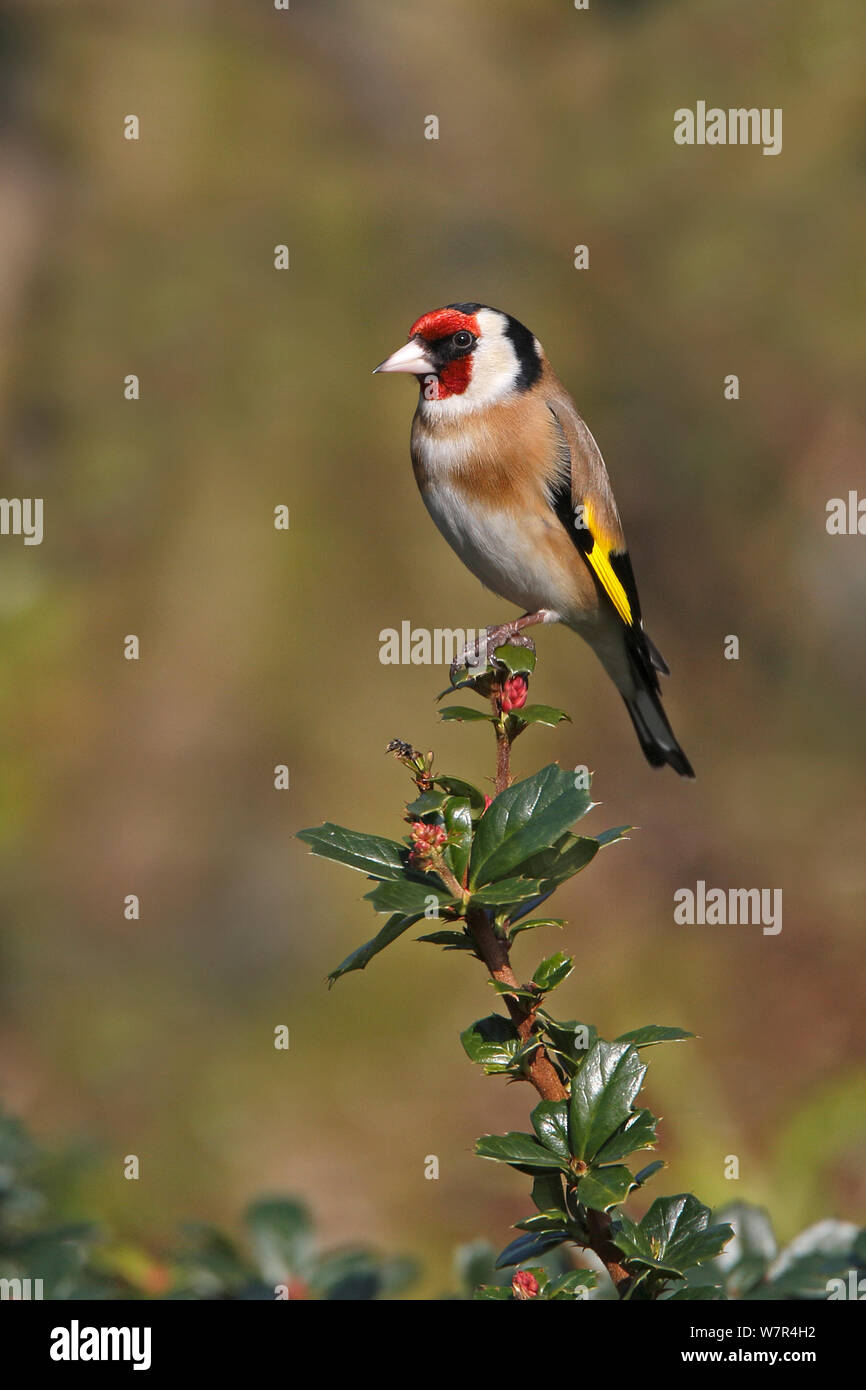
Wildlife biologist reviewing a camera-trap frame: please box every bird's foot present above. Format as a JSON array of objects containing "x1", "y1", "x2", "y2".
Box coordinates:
[{"x1": 449, "y1": 623, "x2": 535, "y2": 687}]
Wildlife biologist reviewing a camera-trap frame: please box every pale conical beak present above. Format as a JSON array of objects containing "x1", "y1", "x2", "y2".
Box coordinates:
[{"x1": 373, "y1": 339, "x2": 435, "y2": 376}]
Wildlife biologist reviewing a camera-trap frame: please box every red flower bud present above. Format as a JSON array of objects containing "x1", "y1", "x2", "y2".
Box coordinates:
[
  {"x1": 408, "y1": 820, "x2": 448, "y2": 866},
  {"x1": 500, "y1": 675, "x2": 528, "y2": 713},
  {"x1": 512, "y1": 1269, "x2": 540, "y2": 1299}
]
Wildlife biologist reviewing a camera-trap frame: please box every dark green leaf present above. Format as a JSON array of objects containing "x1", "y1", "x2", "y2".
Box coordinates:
[
  {"x1": 547, "y1": 1269, "x2": 597, "y2": 1298},
  {"x1": 594, "y1": 1108, "x2": 658, "y2": 1164},
  {"x1": 615, "y1": 1025, "x2": 696, "y2": 1048},
  {"x1": 666, "y1": 1284, "x2": 726, "y2": 1301},
  {"x1": 613, "y1": 1194, "x2": 733, "y2": 1276},
  {"x1": 296, "y1": 823, "x2": 410, "y2": 881},
  {"x1": 541, "y1": 836, "x2": 599, "y2": 885},
  {"x1": 328, "y1": 911, "x2": 425, "y2": 985},
  {"x1": 469, "y1": 877, "x2": 546, "y2": 909},
  {"x1": 508, "y1": 703, "x2": 571, "y2": 728},
  {"x1": 416, "y1": 929, "x2": 477, "y2": 952},
  {"x1": 568, "y1": 1040, "x2": 646, "y2": 1162},
  {"x1": 443, "y1": 796, "x2": 473, "y2": 883},
  {"x1": 574, "y1": 1165, "x2": 634, "y2": 1212},
  {"x1": 595, "y1": 825, "x2": 632, "y2": 848},
  {"x1": 540, "y1": 1016, "x2": 597, "y2": 1059},
  {"x1": 530, "y1": 1171, "x2": 568, "y2": 1217},
  {"x1": 517, "y1": 833, "x2": 599, "y2": 888},
  {"x1": 491, "y1": 642, "x2": 537, "y2": 676},
  {"x1": 532, "y1": 951, "x2": 574, "y2": 993},
  {"x1": 508, "y1": 917, "x2": 564, "y2": 938},
  {"x1": 475, "y1": 1132, "x2": 571, "y2": 1175},
  {"x1": 405, "y1": 790, "x2": 447, "y2": 818},
  {"x1": 514, "y1": 1212, "x2": 569, "y2": 1233},
  {"x1": 633, "y1": 1159, "x2": 666, "y2": 1188},
  {"x1": 469, "y1": 765, "x2": 593, "y2": 887},
  {"x1": 439, "y1": 706, "x2": 495, "y2": 723},
  {"x1": 494, "y1": 1229, "x2": 568, "y2": 1269},
  {"x1": 490, "y1": 979, "x2": 537, "y2": 1002},
  {"x1": 530, "y1": 1100, "x2": 570, "y2": 1159},
  {"x1": 461, "y1": 1015, "x2": 520, "y2": 1073},
  {"x1": 435, "y1": 775, "x2": 487, "y2": 812},
  {"x1": 364, "y1": 878, "x2": 457, "y2": 915}
]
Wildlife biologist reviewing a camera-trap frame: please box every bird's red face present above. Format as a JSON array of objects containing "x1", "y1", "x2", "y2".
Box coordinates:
[
  {"x1": 374, "y1": 303, "x2": 543, "y2": 414},
  {"x1": 374, "y1": 305, "x2": 481, "y2": 400}
]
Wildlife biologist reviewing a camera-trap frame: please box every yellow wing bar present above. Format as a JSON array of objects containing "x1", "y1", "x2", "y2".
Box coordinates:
[{"x1": 581, "y1": 501, "x2": 633, "y2": 627}]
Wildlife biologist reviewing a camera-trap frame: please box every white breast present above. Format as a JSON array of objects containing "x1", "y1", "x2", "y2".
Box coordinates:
[{"x1": 420, "y1": 477, "x2": 567, "y2": 620}]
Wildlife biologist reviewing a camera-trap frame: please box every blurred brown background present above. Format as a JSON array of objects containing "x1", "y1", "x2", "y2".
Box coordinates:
[{"x1": 0, "y1": 0, "x2": 863, "y2": 1293}]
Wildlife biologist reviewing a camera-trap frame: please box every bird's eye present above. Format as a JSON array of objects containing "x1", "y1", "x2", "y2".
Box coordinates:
[{"x1": 452, "y1": 330, "x2": 473, "y2": 349}]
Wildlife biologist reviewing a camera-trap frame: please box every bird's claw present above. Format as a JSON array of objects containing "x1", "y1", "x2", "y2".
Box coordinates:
[{"x1": 448, "y1": 624, "x2": 534, "y2": 686}]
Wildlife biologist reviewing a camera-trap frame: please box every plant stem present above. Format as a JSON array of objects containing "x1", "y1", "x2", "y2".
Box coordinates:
[
  {"x1": 491, "y1": 704, "x2": 512, "y2": 795},
  {"x1": 463, "y1": 695, "x2": 631, "y2": 1296}
]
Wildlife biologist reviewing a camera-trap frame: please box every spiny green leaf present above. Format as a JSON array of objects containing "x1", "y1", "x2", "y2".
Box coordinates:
[
  {"x1": 327, "y1": 911, "x2": 426, "y2": 985},
  {"x1": 532, "y1": 951, "x2": 574, "y2": 993},
  {"x1": 507, "y1": 917, "x2": 564, "y2": 938},
  {"x1": 475, "y1": 1132, "x2": 571, "y2": 1175},
  {"x1": 469, "y1": 877, "x2": 546, "y2": 909},
  {"x1": 568, "y1": 1040, "x2": 646, "y2": 1162},
  {"x1": 633, "y1": 1159, "x2": 666, "y2": 1188},
  {"x1": 595, "y1": 825, "x2": 631, "y2": 848},
  {"x1": 665, "y1": 1284, "x2": 726, "y2": 1301},
  {"x1": 461, "y1": 1015, "x2": 520, "y2": 1073},
  {"x1": 296, "y1": 823, "x2": 411, "y2": 881},
  {"x1": 507, "y1": 703, "x2": 571, "y2": 729},
  {"x1": 494, "y1": 1229, "x2": 568, "y2": 1269},
  {"x1": 434, "y1": 775, "x2": 487, "y2": 812},
  {"x1": 443, "y1": 796, "x2": 473, "y2": 883},
  {"x1": 508, "y1": 831, "x2": 599, "y2": 887},
  {"x1": 530, "y1": 1172, "x2": 568, "y2": 1217},
  {"x1": 364, "y1": 878, "x2": 457, "y2": 916},
  {"x1": 491, "y1": 642, "x2": 537, "y2": 676},
  {"x1": 540, "y1": 1016, "x2": 597, "y2": 1062},
  {"x1": 547, "y1": 1269, "x2": 597, "y2": 1298},
  {"x1": 574, "y1": 1165, "x2": 634, "y2": 1212},
  {"x1": 615, "y1": 1025, "x2": 696, "y2": 1048},
  {"x1": 416, "y1": 929, "x2": 477, "y2": 952},
  {"x1": 613, "y1": 1194, "x2": 733, "y2": 1276},
  {"x1": 594, "y1": 1108, "x2": 658, "y2": 1165},
  {"x1": 513, "y1": 1212, "x2": 569, "y2": 1233},
  {"x1": 490, "y1": 979, "x2": 537, "y2": 1002},
  {"x1": 469, "y1": 765, "x2": 594, "y2": 888},
  {"x1": 530, "y1": 1100, "x2": 570, "y2": 1159},
  {"x1": 405, "y1": 789, "x2": 447, "y2": 818},
  {"x1": 439, "y1": 706, "x2": 495, "y2": 723}
]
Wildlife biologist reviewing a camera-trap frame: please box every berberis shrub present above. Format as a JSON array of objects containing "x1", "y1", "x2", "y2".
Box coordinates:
[
  {"x1": 299, "y1": 639, "x2": 865, "y2": 1301},
  {"x1": 3, "y1": 647, "x2": 862, "y2": 1301}
]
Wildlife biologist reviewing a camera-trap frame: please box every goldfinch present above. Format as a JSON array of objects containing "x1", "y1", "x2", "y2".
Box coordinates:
[{"x1": 374, "y1": 303, "x2": 694, "y2": 777}]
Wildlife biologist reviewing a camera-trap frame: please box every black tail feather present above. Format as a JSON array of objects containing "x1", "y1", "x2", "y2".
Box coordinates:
[
  {"x1": 619, "y1": 624, "x2": 694, "y2": 777},
  {"x1": 622, "y1": 678, "x2": 695, "y2": 779}
]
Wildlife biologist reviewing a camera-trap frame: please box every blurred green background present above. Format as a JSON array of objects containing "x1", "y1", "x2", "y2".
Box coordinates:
[{"x1": 0, "y1": 0, "x2": 863, "y2": 1295}]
